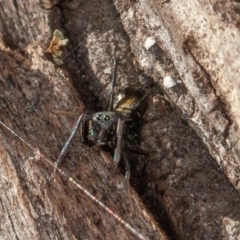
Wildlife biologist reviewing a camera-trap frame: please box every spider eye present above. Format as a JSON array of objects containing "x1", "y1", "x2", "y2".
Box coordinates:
[
  {"x1": 96, "y1": 114, "x2": 102, "y2": 121},
  {"x1": 103, "y1": 114, "x2": 110, "y2": 121}
]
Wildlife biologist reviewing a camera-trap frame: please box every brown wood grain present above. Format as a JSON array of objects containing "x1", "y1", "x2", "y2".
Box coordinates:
[{"x1": 0, "y1": 0, "x2": 240, "y2": 239}]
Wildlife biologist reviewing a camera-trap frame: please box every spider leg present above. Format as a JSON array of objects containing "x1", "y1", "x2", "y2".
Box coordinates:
[
  {"x1": 52, "y1": 110, "x2": 78, "y2": 117},
  {"x1": 123, "y1": 152, "x2": 130, "y2": 182},
  {"x1": 125, "y1": 143, "x2": 149, "y2": 156},
  {"x1": 109, "y1": 58, "x2": 118, "y2": 111},
  {"x1": 125, "y1": 143, "x2": 149, "y2": 179},
  {"x1": 134, "y1": 88, "x2": 151, "y2": 108},
  {"x1": 51, "y1": 113, "x2": 85, "y2": 177},
  {"x1": 122, "y1": 151, "x2": 132, "y2": 198},
  {"x1": 112, "y1": 117, "x2": 124, "y2": 177},
  {"x1": 80, "y1": 114, "x2": 90, "y2": 143}
]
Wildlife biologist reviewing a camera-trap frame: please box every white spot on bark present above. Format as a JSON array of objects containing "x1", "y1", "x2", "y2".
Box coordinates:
[
  {"x1": 163, "y1": 76, "x2": 177, "y2": 88},
  {"x1": 144, "y1": 37, "x2": 156, "y2": 50},
  {"x1": 103, "y1": 66, "x2": 111, "y2": 74}
]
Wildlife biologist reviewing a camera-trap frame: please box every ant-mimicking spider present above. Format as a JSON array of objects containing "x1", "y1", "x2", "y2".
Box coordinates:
[{"x1": 52, "y1": 58, "x2": 151, "y2": 192}]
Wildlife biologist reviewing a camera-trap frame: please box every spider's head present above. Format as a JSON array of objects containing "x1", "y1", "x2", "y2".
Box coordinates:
[{"x1": 89, "y1": 112, "x2": 118, "y2": 146}]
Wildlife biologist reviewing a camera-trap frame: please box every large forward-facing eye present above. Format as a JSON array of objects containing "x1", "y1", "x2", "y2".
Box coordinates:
[
  {"x1": 103, "y1": 114, "x2": 110, "y2": 121},
  {"x1": 96, "y1": 114, "x2": 102, "y2": 121}
]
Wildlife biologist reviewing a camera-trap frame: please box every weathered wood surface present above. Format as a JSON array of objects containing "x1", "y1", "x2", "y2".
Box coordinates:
[{"x1": 0, "y1": 0, "x2": 240, "y2": 239}]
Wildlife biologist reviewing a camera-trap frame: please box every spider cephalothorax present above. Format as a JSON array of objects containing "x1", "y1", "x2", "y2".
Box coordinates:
[
  {"x1": 83, "y1": 112, "x2": 119, "y2": 146},
  {"x1": 53, "y1": 59, "x2": 150, "y2": 186}
]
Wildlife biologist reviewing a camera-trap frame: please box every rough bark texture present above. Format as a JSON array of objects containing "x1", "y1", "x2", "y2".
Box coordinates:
[{"x1": 0, "y1": 0, "x2": 240, "y2": 240}]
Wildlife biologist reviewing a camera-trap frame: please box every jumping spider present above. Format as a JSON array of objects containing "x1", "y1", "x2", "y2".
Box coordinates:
[{"x1": 53, "y1": 58, "x2": 151, "y2": 190}]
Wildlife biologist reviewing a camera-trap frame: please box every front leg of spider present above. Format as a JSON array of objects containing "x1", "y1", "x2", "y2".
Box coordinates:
[
  {"x1": 51, "y1": 113, "x2": 86, "y2": 177},
  {"x1": 112, "y1": 117, "x2": 125, "y2": 178},
  {"x1": 122, "y1": 152, "x2": 131, "y2": 190},
  {"x1": 111, "y1": 116, "x2": 133, "y2": 204}
]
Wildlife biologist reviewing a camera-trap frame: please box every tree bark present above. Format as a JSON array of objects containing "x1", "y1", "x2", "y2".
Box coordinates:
[{"x1": 0, "y1": 0, "x2": 240, "y2": 240}]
